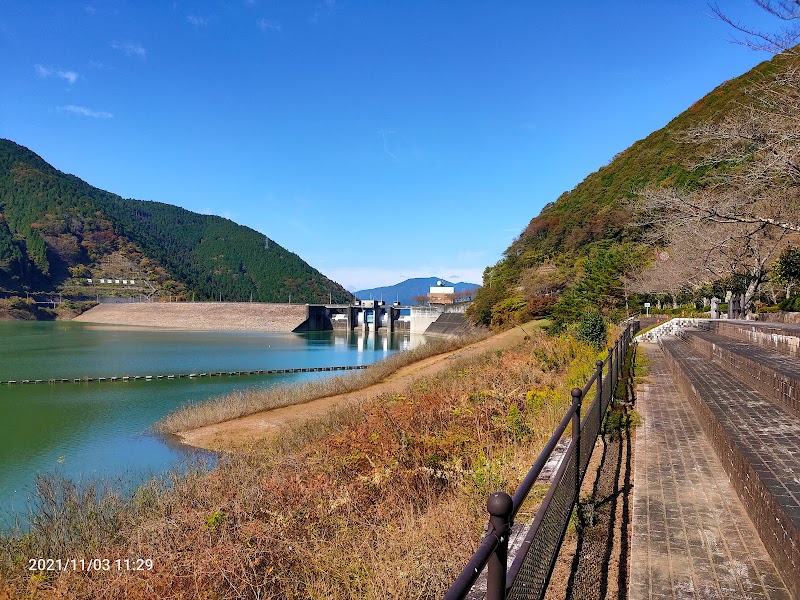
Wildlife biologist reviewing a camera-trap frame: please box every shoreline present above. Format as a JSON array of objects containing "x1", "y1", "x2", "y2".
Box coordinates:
[{"x1": 177, "y1": 324, "x2": 534, "y2": 453}]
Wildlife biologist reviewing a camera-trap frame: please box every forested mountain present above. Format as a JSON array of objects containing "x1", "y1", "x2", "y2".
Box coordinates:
[
  {"x1": 0, "y1": 139, "x2": 352, "y2": 303},
  {"x1": 468, "y1": 50, "x2": 800, "y2": 328},
  {"x1": 355, "y1": 277, "x2": 479, "y2": 305}
]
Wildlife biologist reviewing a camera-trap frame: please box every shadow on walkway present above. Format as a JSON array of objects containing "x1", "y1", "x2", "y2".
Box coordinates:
[{"x1": 549, "y1": 346, "x2": 639, "y2": 600}]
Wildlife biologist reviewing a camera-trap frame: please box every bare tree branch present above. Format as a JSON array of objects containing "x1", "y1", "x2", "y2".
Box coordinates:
[
  {"x1": 710, "y1": 1, "x2": 800, "y2": 53},
  {"x1": 628, "y1": 4, "x2": 800, "y2": 305}
]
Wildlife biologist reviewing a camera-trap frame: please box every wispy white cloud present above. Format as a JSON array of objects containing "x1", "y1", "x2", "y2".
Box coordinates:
[
  {"x1": 377, "y1": 130, "x2": 397, "y2": 160},
  {"x1": 88, "y1": 60, "x2": 112, "y2": 70},
  {"x1": 256, "y1": 17, "x2": 280, "y2": 31},
  {"x1": 111, "y1": 41, "x2": 146, "y2": 58},
  {"x1": 312, "y1": 0, "x2": 337, "y2": 22},
  {"x1": 84, "y1": 5, "x2": 96, "y2": 15},
  {"x1": 243, "y1": 0, "x2": 256, "y2": 6},
  {"x1": 59, "y1": 104, "x2": 113, "y2": 119},
  {"x1": 59, "y1": 70, "x2": 79, "y2": 84},
  {"x1": 35, "y1": 64, "x2": 79, "y2": 84},
  {"x1": 187, "y1": 15, "x2": 209, "y2": 27}
]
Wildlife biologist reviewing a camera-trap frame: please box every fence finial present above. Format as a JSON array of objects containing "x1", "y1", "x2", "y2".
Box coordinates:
[{"x1": 487, "y1": 491, "x2": 513, "y2": 522}]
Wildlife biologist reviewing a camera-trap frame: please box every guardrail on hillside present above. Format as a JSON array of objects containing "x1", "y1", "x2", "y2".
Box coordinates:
[{"x1": 445, "y1": 321, "x2": 638, "y2": 600}]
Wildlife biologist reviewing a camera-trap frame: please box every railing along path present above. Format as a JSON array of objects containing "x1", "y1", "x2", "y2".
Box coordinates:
[{"x1": 445, "y1": 322, "x2": 638, "y2": 600}]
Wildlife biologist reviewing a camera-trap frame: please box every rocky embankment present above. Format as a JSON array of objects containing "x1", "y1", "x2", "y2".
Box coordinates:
[{"x1": 73, "y1": 302, "x2": 309, "y2": 331}]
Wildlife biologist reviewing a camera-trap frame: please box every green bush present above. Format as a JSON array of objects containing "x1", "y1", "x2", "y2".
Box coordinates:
[
  {"x1": 757, "y1": 305, "x2": 780, "y2": 313},
  {"x1": 576, "y1": 311, "x2": 607, "y2": 350},
  {"x1": 6, "y1": 296, "x2": 35, "y2": 310},
  {"x1": 779, "y1": 296, "x2": 800, "y2": 311}
]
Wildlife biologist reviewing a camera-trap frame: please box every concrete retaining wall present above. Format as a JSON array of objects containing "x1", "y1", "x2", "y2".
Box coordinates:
[
  {"x1": 709, "y1": 321, "x2": 800, "y2": 357},
  {"x1": 423, "y1": 312, "x2": 472, "y2": 337},
  {"x1": 634, "y1": 318, "x2": 708, "y2": 342},
  {"x1": 753, "y1": 311, "x2": 800, "y2": 325},
  {"x1": 683, "y1": 332, "x2": 800, "y2": 419},
  {"x1": 410, "y1": 307, "x2": 442, "y2": 335},
  {"x1": 293, "y1": 305, "x2": 333, "y2": 332}
]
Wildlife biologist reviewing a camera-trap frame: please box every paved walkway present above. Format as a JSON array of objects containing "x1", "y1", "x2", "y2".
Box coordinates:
[{"x1": 629, "y1": 343, "x2": 790, "y2": 600}]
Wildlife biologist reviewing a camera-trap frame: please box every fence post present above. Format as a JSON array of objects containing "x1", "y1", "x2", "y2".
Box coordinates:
[
  {"x1": 595, "y1": 359, "x2": 604, "y2": 412},
  {"x1": 571, "y1": 387, "x2": 583, "y2": 502},
  {"x1": 486, "y1": 492, "x2": 513, "y2": 600}
]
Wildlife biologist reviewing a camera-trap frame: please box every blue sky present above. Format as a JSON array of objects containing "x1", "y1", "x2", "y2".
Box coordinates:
[{"x1": 0, "y1": 1, "x2": 778, "y2": 291}]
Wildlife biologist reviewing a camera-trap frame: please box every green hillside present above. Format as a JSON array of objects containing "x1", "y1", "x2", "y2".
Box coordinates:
[
  {"x1": 468, "y1": 51, "x2": 798, "y2": 328},
  {"x1": 0, "y1": 139, "x2": 352, "y2": 303}
]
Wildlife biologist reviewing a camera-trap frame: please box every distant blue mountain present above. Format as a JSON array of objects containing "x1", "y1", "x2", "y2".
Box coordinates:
[{"x1": 354, "y1": 277, "x2": 480, "y2": 306}]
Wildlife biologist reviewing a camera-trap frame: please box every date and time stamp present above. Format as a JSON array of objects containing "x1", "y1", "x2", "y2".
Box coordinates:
[{"x1": 28, "y1": 557, "x2": 154, "y2": 572}]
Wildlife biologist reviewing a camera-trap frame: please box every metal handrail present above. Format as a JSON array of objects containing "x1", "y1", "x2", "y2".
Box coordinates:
[
  {"x1": 509, "y1": 405, "x2": 576, "y2": 520},
  {"x1": 444, "y1": 322, "x2": 638, "y2": 600}
]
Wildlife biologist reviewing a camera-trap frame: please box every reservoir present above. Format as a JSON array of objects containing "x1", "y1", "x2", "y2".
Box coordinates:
[{"x1": 0, "y1": 321, "x2": 421, "y2": 526}]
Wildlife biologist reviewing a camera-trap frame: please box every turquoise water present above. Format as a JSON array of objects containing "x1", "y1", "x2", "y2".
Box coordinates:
[{"x1": 0, "y1": 321, "x2": 420, "y2": 525}]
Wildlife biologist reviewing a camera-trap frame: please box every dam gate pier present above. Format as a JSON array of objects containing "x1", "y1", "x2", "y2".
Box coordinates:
[{"x1": 299, "y1": 302, "x2": 465, "y2": 335}]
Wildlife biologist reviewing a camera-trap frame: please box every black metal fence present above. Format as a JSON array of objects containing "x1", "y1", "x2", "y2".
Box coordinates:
[{"x1": 445, "y1": 322, "x2": 638, "y2": 600}]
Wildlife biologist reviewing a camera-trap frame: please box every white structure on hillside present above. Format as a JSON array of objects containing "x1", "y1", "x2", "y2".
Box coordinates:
[{"x1": 429, "y1": 280, "x2": 455, "y2": 305}]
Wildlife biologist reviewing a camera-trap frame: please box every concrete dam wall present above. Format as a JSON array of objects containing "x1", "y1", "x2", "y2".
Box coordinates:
[
  {"x1": 74, "y1": 302, "x2": 476, "y2": 336},
  {"x1": 73, "y1": 302, "x2": 310, "y2": 332}
]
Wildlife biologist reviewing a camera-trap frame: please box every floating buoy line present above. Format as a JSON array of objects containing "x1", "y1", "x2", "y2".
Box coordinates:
[{"x1": 0, "y1": 365, "x2": 367, "y2": 386}]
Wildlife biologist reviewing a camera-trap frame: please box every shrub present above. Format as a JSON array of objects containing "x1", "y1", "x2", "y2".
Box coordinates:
[
  {"x1": 757, "y1": 304, "x2": 780, "y2": 313},
  {"x1": 779, "y1": 296, "x2": 800, "y2": 312},
  {"x1": 576, "y1": 312, "x2": 607, "y2": 350}
]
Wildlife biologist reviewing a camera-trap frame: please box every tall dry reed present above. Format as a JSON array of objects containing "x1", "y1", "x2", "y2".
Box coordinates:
[{"x1": 156, "y1": 331, "x2": 489, "y2": 434}]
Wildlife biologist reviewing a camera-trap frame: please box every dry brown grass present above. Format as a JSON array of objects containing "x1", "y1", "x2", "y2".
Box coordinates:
[
  {"x1": 0, "y1": 329, "x2": 603, "y2": 599},
  {"x1": 156, "y1": 332, "x2": 489, "y2": 434}
]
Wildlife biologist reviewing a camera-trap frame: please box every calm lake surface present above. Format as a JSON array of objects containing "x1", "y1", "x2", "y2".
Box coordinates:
[{"x1": 0, "y1": 321, "x2": 423, "y2": 526}]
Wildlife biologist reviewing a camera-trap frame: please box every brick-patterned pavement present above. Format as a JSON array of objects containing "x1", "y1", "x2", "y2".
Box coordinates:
[
  {"x1": 684, "y1": 330, "x2": 800, "y2": 418},
  {"x1": 629, "y1": 343, "x2": 790, "y2": 599},
  {"x1": 690, "y1": 329, "x2": 800, "y2": 384}
]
